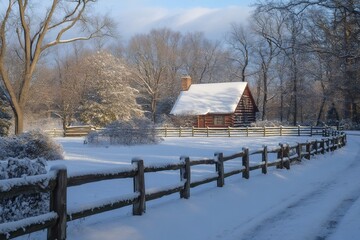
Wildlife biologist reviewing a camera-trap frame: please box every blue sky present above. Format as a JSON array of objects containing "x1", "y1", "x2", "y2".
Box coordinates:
[{"x1": 94, "y1": 0, "x2": 257, "y2": 42}]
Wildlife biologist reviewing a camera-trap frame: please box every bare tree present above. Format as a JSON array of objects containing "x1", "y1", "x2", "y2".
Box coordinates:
[
  {"x1": 256, "y1": 0, "x2": 360, "y2": 123},
  {"x1": 181, "y1": 32, "x2": 225, "y2": 83},
  {"x1": 0, "y1": 0, "x2": 114, "y2": 134},
  {"x1": 127, "y1": 28, "x2": 182, "y2": 122},
  {"x1": 226, "y1": 23, "x2": 253, "y2": 82},
  {"x1": 251, "y1": 11, "x2": 283, "y2": 121},
  {"x1": 52, "y1": 49, "x2": 87, "y2": 130}
]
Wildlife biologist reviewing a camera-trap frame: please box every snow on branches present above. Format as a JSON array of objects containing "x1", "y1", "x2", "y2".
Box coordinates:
[{"x1": 78, "y1": 51, "x2": 144, "y2": 127}]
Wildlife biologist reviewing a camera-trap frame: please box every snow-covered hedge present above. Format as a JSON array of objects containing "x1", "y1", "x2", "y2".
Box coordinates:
[
  {"x1": 0, "y1": 130, "x2": 64, "y2": 160},
  {"x1": 159, "y1": 114, "x2": 196, "y2": 127},
  {"x1": 0, "y1": 158, "x2": 49, "y2": 223},
  {"x1": 339, "y1": 119, "x2": 360, "y2": 130},
  {"x1": 87, "y1": 118, "x2": 161, "y2": 145},
  {"x1": 250, "y1": 120, "x2": 285, "y2": 127}
]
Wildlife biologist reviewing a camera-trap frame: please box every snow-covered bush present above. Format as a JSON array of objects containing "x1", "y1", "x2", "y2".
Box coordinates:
[
  {"x1": 86, "y1": 118, "x2": 161, "y2": 145},
  {"x1": 0, "y1": 130, "x2": 64, "y2": 160},
  {"x1": 0, "y1": 158, "x2": 49, "y2": 223},
  {"x1": 250, "y1": 120, "x2": 285, "y2": 127},
  {"x1": 159, "y1": 114, "x2": 196, "y2": 127},
  {"x1": 339, "y1": 119, "x2": 360, "y2": 130}
]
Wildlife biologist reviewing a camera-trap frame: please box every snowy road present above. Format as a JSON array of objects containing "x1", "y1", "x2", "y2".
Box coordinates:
[
  {"x1": 229, "y1": 142, "x2": 360, "y2": 240},
  {"x1": 216, "y1": 134, "x2": 360, "y2": 240},
  {"x1": 17, "y1": 134, "x2": 360, "y2": 240}
]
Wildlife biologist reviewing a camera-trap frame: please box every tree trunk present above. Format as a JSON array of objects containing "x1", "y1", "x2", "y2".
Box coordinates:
[
  {"x1": 13, "y1": 107, "x2": 24, "y2": 135},
  {"x1": 316, "y1": 97, "x2": 326, "y2": 126},
  {"x1": 292, "y1": 58, "x2": 298, "y2": 126},
  {"x1": 151, "y1": 94, "x2": 157, "y2": 123},
  {"x1": 262, "y1": 68, "x2": 268, "y2": 121}
]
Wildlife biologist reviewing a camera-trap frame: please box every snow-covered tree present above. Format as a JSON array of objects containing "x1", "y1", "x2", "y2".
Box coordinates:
[{"x1": 78, "y1": 51, "x2": 144, "y2": 127}]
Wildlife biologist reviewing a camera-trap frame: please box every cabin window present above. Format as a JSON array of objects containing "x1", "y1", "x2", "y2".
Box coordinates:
[{"x1": 213, "y1": 116, "x2": 225, "y2": 126}]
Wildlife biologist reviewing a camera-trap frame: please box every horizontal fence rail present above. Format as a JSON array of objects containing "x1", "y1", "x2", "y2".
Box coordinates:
[
  {"x1": 0, "y1": 131, "x2": 347, "y2": 239},
  {"x1": 46, "y1": 125, "x2": 340, "y2": 138}
]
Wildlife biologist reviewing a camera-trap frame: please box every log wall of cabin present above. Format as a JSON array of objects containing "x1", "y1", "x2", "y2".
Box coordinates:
[
  {"x1": 197, "y1": 114, "x2": 233, "y2": 128},
  {"x1": 233, "y1": 86, "x2": 257, "y2": 127}
]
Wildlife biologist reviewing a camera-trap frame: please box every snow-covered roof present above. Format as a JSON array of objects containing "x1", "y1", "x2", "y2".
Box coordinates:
[{"x1": 170, "y1": 82, "x2": 248, "y2": 115}]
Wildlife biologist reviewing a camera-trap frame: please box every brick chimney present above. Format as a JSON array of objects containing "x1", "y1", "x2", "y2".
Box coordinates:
[{"x1": 181, "y1": 76, "x2": 192, "y2": 91}]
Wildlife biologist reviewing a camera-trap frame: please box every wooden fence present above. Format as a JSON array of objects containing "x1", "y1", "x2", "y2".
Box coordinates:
[
  {"x1": 0, "y1": 132, "x2": 347, "y2": 239},
  {"x1": 157, "y1": 125, "x2": 336, "y2": 137},
  {"x1": 44, "y1": 126, "x2": 97, "y2": 137},
  {"x1": 45, "y1": 125, "x2": 338, "y2": 138}
]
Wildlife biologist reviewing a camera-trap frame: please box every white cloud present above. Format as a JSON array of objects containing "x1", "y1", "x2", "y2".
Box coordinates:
[{"x1": 96, "y1": 2, "x2": 253, "y2": 42}]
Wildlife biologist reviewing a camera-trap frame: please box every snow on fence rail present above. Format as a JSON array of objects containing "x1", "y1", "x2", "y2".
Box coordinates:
[
  {"x1": 45, "y1": 125, "x2": 339, "y2": 138},
  {"x1": 0, "y1": 131, "x2": 347, "y2": 239}
]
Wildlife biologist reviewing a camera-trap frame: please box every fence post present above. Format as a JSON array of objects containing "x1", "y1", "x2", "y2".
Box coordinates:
[
  {"x1": 330, "y1": 137, "x2": 335, "y2": 151},
  {"x1": 326, "y1": 138, "x2": 330, "y2": 152},
  {"x1": 296, "y1": 143, "x2": 302, "y2": 162},
  {"x1": 298, "y1": 125, "x2": 301, "y2": 136},
  {"x1": 262, "y1": 145, "x2": 268, "y2": 174},
  {"x1": 334, "y1": 137, "x2": 338, "y2": 150},
  {"x1": 179, "y1": 127, "x2": 182, "y2": 137},
  {"x1": 277, "y1": 143, "x2": 284, "y2": 169},
  {"x1": 323, "y1": 128, "x2": 327, "y2": 137},
  {"x1": 132, "y1": 159, "x2": 146, "y2": 215},
  {"x1": 164, "y1": 126, "x2": 167, "y2": 137},
  {"x1": 280, "y1": 125, "x2": 283, "y2": 136},
  {"x1": 339, "y1": 136, "x2": 343, "y2": 148},
  {"x1": 263, "y1": 126, "x2": 266, "y2": 137},
  {"x1": 246, "y1": 126, "x2": 249, "y2": 137},
  {"x1": 320, "y1": 139, "x2": 325, "y2": 154},
  {"x1": 242, "y1": 148, "x2": 250, "y2": 179},
  {"x1": 305, "y1": 142, "x2": 311, "y2": 160},
  {"x1": 48, "y1": 166, "x2": 67, "y2": 240},
  {"x1": 228, "y1": 126, "x2": 231, "y2": 137},
  {"x1": 283, "y1": 144, "x2": 290, "y2": 170},
  {"x1": 192, "y1": 126, "x2": 195, "y2": 137},
  {"x1": 215, "y1": 152, "x2": 225, "y2": 187},
  {"x1": 207, "y1": 126, "x2": 209, "y2": 137},
  {"x1": 180, "y1": 156, "x2": 191, "y2": 199}
]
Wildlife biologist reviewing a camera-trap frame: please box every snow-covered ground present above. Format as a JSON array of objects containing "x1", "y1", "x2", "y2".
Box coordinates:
[{"x1": 15, "y1": 133, "x2": 360, "y2": 239}]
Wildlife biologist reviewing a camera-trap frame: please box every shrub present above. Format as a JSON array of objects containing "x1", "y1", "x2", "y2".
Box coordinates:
[
  {"x1": 0, "y1": 130, "x2": 64, "y2": 160},
  {"x1": 250, "y1": 120, "x2": 284, "y2": 127},
  {"x1": 86, "y1": 118, "x2": 161, "y2": 145},
  {"x1": 0, "y1": 158, "x2": 49, "y2": 223},
  {"x1": 339, "y1": 119, "x2": 360, "y2": 130},
  {"x1": 159, "y1": 114, "x2": 196, "y2": 127}
]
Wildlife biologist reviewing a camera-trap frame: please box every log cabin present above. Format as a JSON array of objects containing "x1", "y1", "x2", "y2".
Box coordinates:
[{"x1": 170, "y1": 76, "x2": 259, "y2": 127}]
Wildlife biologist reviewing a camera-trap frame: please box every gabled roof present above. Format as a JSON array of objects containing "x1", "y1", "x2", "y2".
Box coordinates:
[{"x1": 170, "y1": 82, "x2": 248, "y2": 115}]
